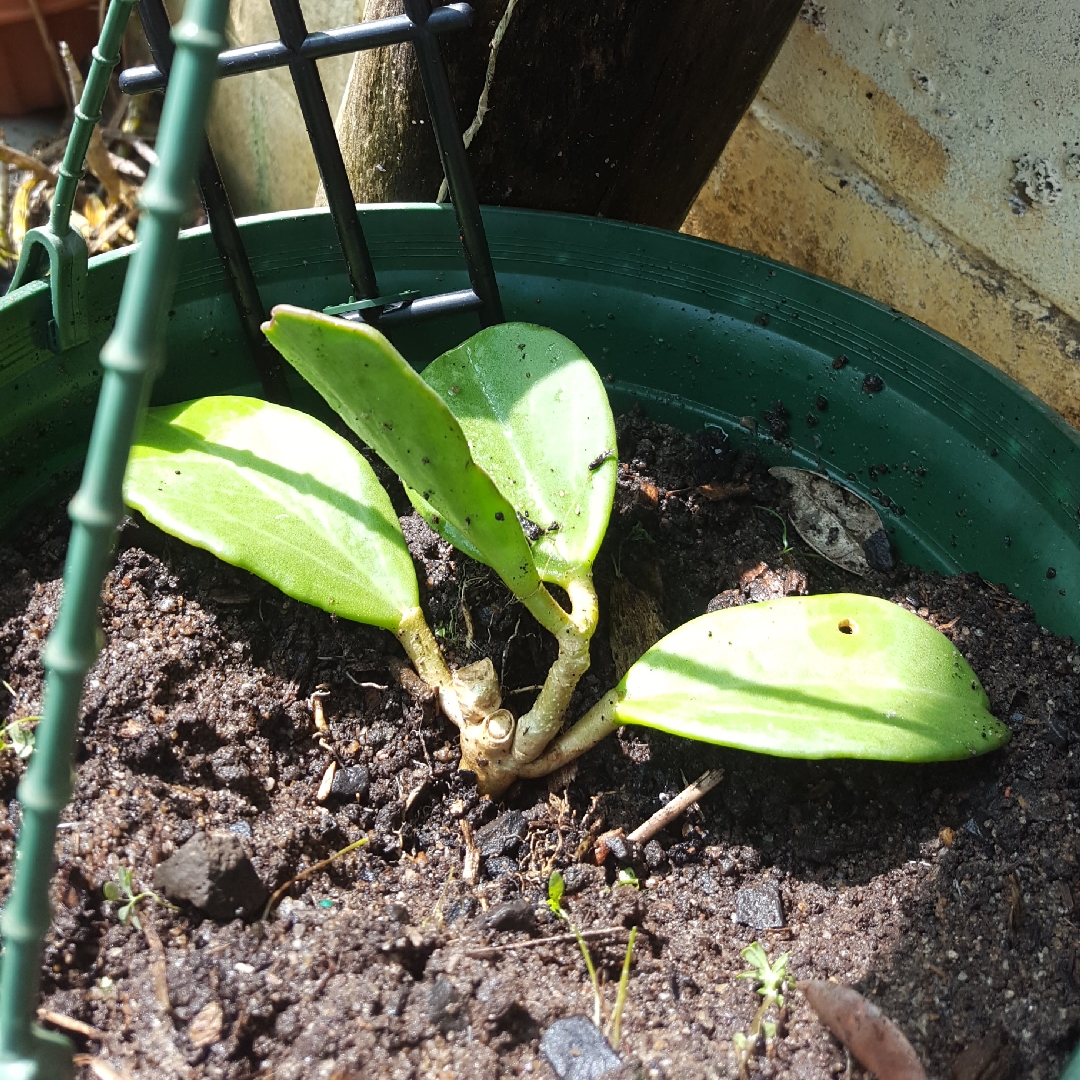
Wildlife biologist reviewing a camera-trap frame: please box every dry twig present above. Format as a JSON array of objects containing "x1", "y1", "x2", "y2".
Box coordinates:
[
  {"x1": 627, "y1": 768, "x2": 724, "y2": 845},
  {"x1": 467, "y1": 925, "x2": 629, "y2": 959},
  {"x1": 436, "y1": 0, "x2": 520, "y2": 202},
  {"x1": 37, "y1": 1008, "x2": 106, "y2": 1041},
  {"x1": 141, "y1": 914, "x2": 171, "y2": 1011},
  {"x1": 73, "y1": 1055, "x2": 134, "y2": 1080},
  {"x1": 88, "y1": 206, "x2": 138, "y2": 255},
  {"x1": 0, "y1": 145, "x2": 58, "y2": 185},
  {"x1": 460, "y1": 819, "x2": 481, "y2": 886},
  {"x1": 315, "y1": 759, "x2": 337, "y2": 801}
]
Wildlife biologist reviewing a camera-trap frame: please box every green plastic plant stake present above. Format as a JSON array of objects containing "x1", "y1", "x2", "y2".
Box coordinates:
[
  {"x1": 0, "y1": 0, "x2": 227, "y2": 1074},
  {"x1": 614, "y1": 594, "x2": 1010, "y2": 761},
  {"x1": 8, "y1": 0, "x2": 138, "y2": 352},
  {"x1": 1063, "y1": 1048, "x2": 1080, "y2": 1080},
  {"x1": 411, "y1": 323, "x2": 617, "y2": 585},
  {"x1": 124, "y1": 396, "x2": 419, "y2": 629},
  {"x1": 263, "y1": 306, "x2": 540, "y2": 601}
]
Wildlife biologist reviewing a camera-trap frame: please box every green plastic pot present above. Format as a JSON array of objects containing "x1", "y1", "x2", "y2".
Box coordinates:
[{"x1": 2, "y1": 203, "x2": 1079, "y2": 645}]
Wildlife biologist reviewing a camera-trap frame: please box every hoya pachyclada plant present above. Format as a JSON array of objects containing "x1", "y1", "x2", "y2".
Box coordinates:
[{"x1": 124, "y1": 309, "x2": 1010, "y2": 794}]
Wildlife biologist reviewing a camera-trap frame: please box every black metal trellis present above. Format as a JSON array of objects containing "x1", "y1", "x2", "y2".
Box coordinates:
[{"x1": 121, "y1": 0, "x2": 503, "y2": 399}]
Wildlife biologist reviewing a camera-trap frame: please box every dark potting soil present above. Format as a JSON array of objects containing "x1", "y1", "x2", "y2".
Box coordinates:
[{"x1": 0, "y1": 408, "x2": 1078, "y2": 1080}]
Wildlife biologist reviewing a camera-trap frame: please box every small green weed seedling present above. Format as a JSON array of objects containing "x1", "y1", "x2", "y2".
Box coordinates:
[
  {"x1": 755, "y1": 506, "x2": 795, "y2": 557},
  {"x1": 123, "y1": 310, "x2": 1009, "y2": 794},
  {"x1": 0, "y1": 717, "x2": 36, "y2": 760},
  {"x1": 733, "y1": 941, "x2": 795, "y2": 1078},
  {"x1": 1, "y1": 681, "x2": 38, "y2": 759},
  {"x1": 547, "y1": 870, "x2": 638, "y2": 1046},
  {"x1": 103, "y1": 866, "x2": 177, "y2": 930}
]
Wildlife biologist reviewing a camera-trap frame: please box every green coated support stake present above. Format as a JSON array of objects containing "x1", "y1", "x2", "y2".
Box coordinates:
[
  {"x1": 8, "y1": 0, "x2": 137, "y2": 353},
  {"x1": 1065, "y1": 1049, "x2": 1080, "y2": 1080},
  {"x1": 0, "y1": 0, "x2": 227, "y2": 1074}
]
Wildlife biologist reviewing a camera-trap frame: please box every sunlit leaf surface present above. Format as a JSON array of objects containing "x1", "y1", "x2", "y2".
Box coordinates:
[
  {"x1": 417, "y1": 323, "x2": 617, "y2": 585},
  {"x1": 125, "y1": 396, "x2": 417, "y2": 630},
  {"x1": 264, "y1": 307, "x2": 539, "y2": 600},
  {"x1": 617, "y1": 594, "x2": 1010, "y2": 761}
]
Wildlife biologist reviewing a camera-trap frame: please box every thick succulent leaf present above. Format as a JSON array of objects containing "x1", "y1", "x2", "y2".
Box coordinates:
[
  {"x1": 615, "y1": 594, "x2": 1010, "y2": 761},
  {"x1": 263, "y1": 306, "x2": 540, "y2": 600},
  {"x1": 124, "y1": 396, "x2": 417, "y2": 630},
  {"x1": 417, "y1": 323, "x2": 617, "y2": 585}
]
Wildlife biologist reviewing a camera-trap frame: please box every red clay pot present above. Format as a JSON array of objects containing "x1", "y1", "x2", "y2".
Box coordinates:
[{"x1": 0, "y1": 0, "x2": 99, "y2": 115}]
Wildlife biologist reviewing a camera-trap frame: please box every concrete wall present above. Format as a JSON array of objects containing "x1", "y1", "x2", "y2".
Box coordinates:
[{"x1": 683, "y1": 1, "x2": 1080, "y2": 429}]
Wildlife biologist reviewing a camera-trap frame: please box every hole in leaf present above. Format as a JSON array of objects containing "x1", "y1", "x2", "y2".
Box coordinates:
[{"x1": 837, "y1": 618, "x2": 857, "y2": 635}]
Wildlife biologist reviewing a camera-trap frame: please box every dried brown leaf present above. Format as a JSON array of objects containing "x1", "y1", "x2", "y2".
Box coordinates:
[
  {"x1": 770, "y1": 467, "x2": 893, "y2": 575},
  {"x1": 0, "y1": 145, "x2": 58, "y2": 185},
  {"x1": 141, "y1": 915, "x2": 171, "y2": 1011},
  {"x1": 799, "y1": 980, "x2": 927, "y2": 1080}
]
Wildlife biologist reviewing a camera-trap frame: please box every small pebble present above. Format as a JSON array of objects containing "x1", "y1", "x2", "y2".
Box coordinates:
[
  {"x1": 484, "y1": 856, "x2": 517, "y2": 879},
  {"x1": 644, "y1": 840, "x2": 667, "y2": 871},
  {"x1": 561, "y1": 864, "x2": 603, "y2": 894},
  {"x1": 427, "y1": 978, "x2": 467, "y2": 1034},
  {"x1": 330, "y1": 764, "x2": 370, "y2": 800},
  {"x1": 735, "y1": 884, "x2": 785, "y2": 929},
  {"x1": 541, "y1": 1016, "x2": 621, "y2": 1080},
  {"x1": 476, "y1": 810, "x2": 528, "y2": 858},
  {"x1": 483, "y1": 898, "x2": 535, "y2": 933},
  {"x1": 154, "y1": 831, "x2": 268, "y2": 921}
]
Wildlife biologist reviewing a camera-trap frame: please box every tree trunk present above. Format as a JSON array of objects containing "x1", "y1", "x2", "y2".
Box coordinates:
[{"x1": 333, "y1": 0, "x2": 802, "y2": 229}]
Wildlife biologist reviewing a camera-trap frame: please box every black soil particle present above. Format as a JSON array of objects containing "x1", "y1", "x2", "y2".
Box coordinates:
[{"x1": 0, "y1": 408, "x2": 1078, "y2": 1080}]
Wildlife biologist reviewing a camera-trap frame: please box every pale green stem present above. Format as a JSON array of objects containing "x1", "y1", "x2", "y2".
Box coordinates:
[
  {"x1": 610, "y1": 925, "x2": 638, "y2": 1050},
  {"x1": 396, "y1": 606, "x2": 452, "y2": 691},
  {"x1": 518, "y1": 578, "x2": 574, "y2": 636},
  {"x1": 512, "y1": 575, "x2": 599, "y2": 764},
  {"x1": 515, "y1": 688, "x2": 621, "y2": 779},
  {"x1": 554, "y1": 908, "x2": 602, "y2": 1028}
]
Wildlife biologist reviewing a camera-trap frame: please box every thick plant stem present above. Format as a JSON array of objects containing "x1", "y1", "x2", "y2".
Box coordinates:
[
  {"x1": 457, "y1": 576, "x2": 605, "y2": 795},
  {"x1": 396, "y1": 577, "x2": 610, "y2": 795},
  {"x1": 512, "y1": 576, "x2": 598, "y2": 764},
  {"x1": 396, "y1": 606, "x2": 452, "y2": 693},
  {"x1": 516, "y1": 690, "x2": 622, "y2": 780},
  {"x1": 519, "y1": 578, "x2": 574, "y2": 637},
  {"x1": 511, "y1": 625, "x2": 590, "y2": 763}
]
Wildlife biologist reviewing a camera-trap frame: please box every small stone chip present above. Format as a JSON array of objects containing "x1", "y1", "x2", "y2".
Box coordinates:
[
  {"x1": 541, "y1": 1016, "x2": 621, "y2": 1080},
  {"x1": 330, "y1": 764, "x2": 370, "y2": 800},
  {"x1": 483, "y1": 898, "x2": 536, "y2": 933},
  {"x1": 735, "y1": 884, "x2": 785, "y2": 929},
  {"x1": 428, "y1": 978, "x2": 467, "y2": 1034},
  {"x1": 476, "y1": 810, "x2": 528, "y2": 858}
]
